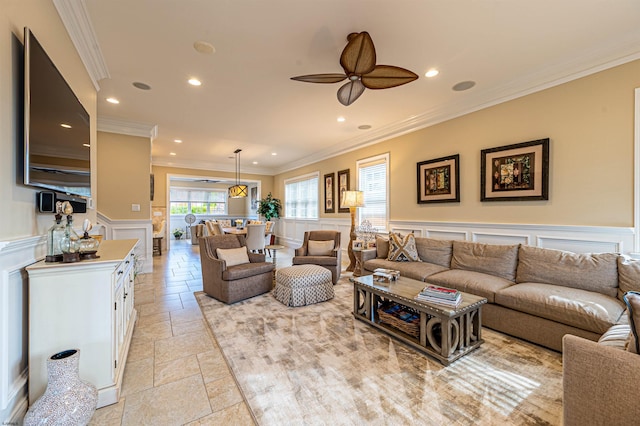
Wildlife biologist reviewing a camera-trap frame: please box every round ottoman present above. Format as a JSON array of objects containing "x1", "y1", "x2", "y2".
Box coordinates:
[{"x1": 274, "y1": 265, "x2": 334, "y2": 307}]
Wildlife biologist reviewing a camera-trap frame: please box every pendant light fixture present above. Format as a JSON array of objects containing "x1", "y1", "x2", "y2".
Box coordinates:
[{"x1": 229, "y1": 148, "x2": 248, "y2": 198}]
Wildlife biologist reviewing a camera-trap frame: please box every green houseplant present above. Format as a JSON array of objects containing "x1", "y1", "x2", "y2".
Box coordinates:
[{"x1": 257, "y1": 192, "x2": 282, "y2": 221}]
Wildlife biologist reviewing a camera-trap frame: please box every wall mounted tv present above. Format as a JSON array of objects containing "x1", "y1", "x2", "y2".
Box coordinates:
[{"x1": 23, "y1": 27, "x2": 91, "y2": 198}]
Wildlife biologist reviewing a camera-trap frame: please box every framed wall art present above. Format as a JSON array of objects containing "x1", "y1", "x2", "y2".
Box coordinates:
[
  {"x1": 417, "y1": 154, "x2": 460, "y2": 203},
  {"x1": 480, "y1": 138, "x2": 549, "y2": 201},
  {"x1": 337, "y1": 169, "x2": 350, "y2": 213},
  {"x1": 324, "y1": 172, "x2": 335, "y2": 213}
]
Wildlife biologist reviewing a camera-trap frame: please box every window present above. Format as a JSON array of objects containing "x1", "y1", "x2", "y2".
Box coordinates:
[
  {"x1": 169, "y1": 188, "x2": 227, "y2": 215},
  {"x1": 285, "y1": 172, "x2": 319, "y2": 219},
  {"x1": 357, "y1": 153, "x2": 389, "y2": 231}
]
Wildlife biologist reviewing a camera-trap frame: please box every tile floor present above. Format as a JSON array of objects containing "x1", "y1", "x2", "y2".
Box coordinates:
[{"x1": 90, "y1": 239, "x2": 295, "y2": 425}]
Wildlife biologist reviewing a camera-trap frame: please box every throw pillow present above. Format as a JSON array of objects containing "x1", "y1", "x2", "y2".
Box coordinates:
[
  {"x1": 387, "y1": 233, "x2": 421, "y2": 262},
  {"x1": 307, "y1": 240, "x2": 334, "y2": 256},
  {"x1": 216, "y1": 247, "x2": 250, "y2": 267},
  {"x1": 623, "y1": 291, "x2": 640, "y2": 354}
]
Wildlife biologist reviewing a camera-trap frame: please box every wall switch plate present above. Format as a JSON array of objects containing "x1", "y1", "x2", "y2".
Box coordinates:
[
  {"x1": 153, "y1": 211, "x2": 163, "y2": 216},
  {"x1": 131, "y1": 204, "x2": 141, "y2": 212}
]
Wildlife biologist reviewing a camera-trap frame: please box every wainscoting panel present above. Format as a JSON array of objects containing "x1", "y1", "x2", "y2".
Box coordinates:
[
  {"x1": 424, "y1": 229, "x2": 468, "y2": 240},
  {"x1": 537, "y1": 236, "x2": 624, "y2": 254},
  {"x1": 0, "y1": 236, "x2": 43, "y2": 421},
  {"x1": 472, "y1": 232, "x2": 531, "y2": 246},
  {"x1": 97, "y1": 213, "x2": 153, "y2": 274}
]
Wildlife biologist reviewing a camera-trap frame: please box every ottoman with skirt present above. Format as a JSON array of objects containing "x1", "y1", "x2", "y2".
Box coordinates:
[{"x1": 274, "y1": 265, "x2": 334, "y2": 307}]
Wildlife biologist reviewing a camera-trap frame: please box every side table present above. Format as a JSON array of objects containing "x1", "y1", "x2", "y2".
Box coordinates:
[
  {"x1": 265, "y1": 244, "x2": 285, "y2": 285},
  {"x1": 353, "y1": 248, "x2": 376, "y2": 277}
]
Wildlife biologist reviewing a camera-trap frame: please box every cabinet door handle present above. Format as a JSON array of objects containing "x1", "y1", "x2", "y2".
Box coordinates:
[
  {"x1": 124, "y1": 292, "x2": 128, "y2": 299},
  {"x1": 118, "y1": 270, "x2": 123, "y2": 275},
  {"x1": 125, "y1": 260, "x2": 130, "y2": 264}
]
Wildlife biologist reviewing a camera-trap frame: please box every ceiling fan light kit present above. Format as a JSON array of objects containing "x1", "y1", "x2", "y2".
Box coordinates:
[{"x1": 291, "y1": 31, "x2": 418, "y2": 106}]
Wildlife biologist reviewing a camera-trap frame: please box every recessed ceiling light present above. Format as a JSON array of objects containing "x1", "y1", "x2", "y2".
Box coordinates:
[
  {"x1": 358, "y1": 124, "x2": 372, "y2": 130},
  {"x1": 106, "y1": 97, "x2": 120, "y2": 104},
  {"x1": 188, "y1": 78, "x2": 202, "y2": 86},
  {"x1": 83, "y1": 143, "x2": 90, "y2": 147},
  {"x1": 271, "y1": 152, "x2": 277, "y2": 156},
  {"x1": 337, "y1": 116, "x2": 346, "y2": 122},
  {"x1": 452, "y1": 81, "x2": 476, "y2": 91},
  {"x1": 252, "y1": 161, "x2": 258, "y2": 165},
  {"x1": 174, "y1": 139, "x2": 182, "y2": 143},
  {"x1": 132, "y1": 81, "x2": 151, "y2": 90},
  {"x1": 170, "y1": 152, "x2": 177, "y2": 156},
  {"x1": 425, "y1": 69, "x2": 439, "y2": 78},
  {"x1": 193, "y1": 41, "x2": 215, "y2": 54},
  {"x1": 60, "y1": 123, "x2": 71, "y2": 129}
]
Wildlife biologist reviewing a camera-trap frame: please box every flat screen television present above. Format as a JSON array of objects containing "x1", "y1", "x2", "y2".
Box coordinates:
[{"x1": 23, "y1": 27, "x2": 91, "y2": 198}]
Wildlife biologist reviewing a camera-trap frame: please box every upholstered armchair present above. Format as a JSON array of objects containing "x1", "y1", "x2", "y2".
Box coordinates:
[
  {"x1": 199, "y1": 235, "x2": 274, "y2": 304},
  {"x1": 292, "y1": 230, "x2": 342, "y2": 284}
]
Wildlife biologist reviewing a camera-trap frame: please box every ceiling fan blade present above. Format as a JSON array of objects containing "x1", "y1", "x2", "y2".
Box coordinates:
[
  {"x1": 337, "y1": 80, "x2": 365, "y2": 106},
  {"x1": 361, "y1": 65, "x2": 419, "y2": 89},
  {"x1": 290, "y1": 73, "x2": 347, "y2": 84},
  {"x1": 340, "y1": 32, "x2": 376, "y2": 76}
]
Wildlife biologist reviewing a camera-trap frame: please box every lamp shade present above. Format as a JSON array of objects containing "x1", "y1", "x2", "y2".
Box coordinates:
[
  {"x1": 229, "y1": 184, "x2": 248, "y2": 198},
  {"x1": 341, "y1": 190, "x2": 365, "y2": 208}
]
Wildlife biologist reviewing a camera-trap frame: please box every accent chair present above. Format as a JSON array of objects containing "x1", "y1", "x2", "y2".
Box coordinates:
[
  {"x1": 199, "y1": 235, "x2": 274, "y2": 304},
  {"x1": 292, "y1": 230, "x2": 342, "y2": 284}
]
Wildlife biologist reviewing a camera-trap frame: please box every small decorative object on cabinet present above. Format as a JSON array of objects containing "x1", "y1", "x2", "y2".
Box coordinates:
[
  {"x1": 24, "y1": 349, "x2": 98, "y2": 426},
  {"x1": 78, "y1": 219, "x2": 100, "y2": 260},
  {"x1": 45, "y1": 201, "x2": 65, "y2": 263},
  {"x1": 27, "y1": 239, "x2": 138, "y2": 408}
]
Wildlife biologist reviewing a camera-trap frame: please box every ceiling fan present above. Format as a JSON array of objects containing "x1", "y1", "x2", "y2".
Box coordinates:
[{"x1": 291, "y1": 31, "x2": 418, "y2": 106}]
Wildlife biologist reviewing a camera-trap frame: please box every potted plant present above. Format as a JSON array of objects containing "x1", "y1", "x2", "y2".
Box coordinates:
[
  {"x1": 257, "y1": 192, "x2": 282, "y2": 221},
  {"x1": 172, "y1": 228, "x2": 184, "y2": 239}
]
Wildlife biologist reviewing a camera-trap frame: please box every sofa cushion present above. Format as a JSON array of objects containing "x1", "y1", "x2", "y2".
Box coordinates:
[
  {"x1": 415, "y1": 238, "x2": 453, "y2": 268},
  {"x1": 623, "y1": 292, "x2": 640, "y2": 354},
  {"x1": 450, "y1": 241, "x2": 519, "y2": 282},
  {"x1": 216, "y1": 247, "x2": 249, "y2": 266},
  {"x1": 618, "y1": 256, "x2": 640, "y2": 301},
  {"x1": 598, "y1": 324, "x2": 632, "y2": 350},
  {"x1": 376, "y1": 236, "x2": 389, "y2": 259},
  {"x1": 387, "y1": 233, "x2": 421, "y2": 262},
  {"x1": 495, "y1": 283, "x2": 625, "y2": 334},
  {"x1": 363, "y1": 258, "x2": 447, "y2": 282},
  {"x1": 222, "y1": 261, "x2": 274, "y2": 280},
  {"x1": 516, "y1": 245, "x2": 618, "y2": 298},
  {"x1": 307, "y1": 240, "x2": 334, "y2": 256},
  {"x1": 426, "y1": 269, "x2": 514, "y2": 303}
]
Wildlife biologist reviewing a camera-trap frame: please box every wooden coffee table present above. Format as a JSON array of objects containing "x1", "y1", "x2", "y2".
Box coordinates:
[{"x1": 352, "y1": 275, "x2": 487, "y2": 365}]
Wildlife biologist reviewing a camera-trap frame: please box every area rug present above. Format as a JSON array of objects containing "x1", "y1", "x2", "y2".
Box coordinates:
[{"x1": 196, "y1": 278, "x2": 563, "y2": 425}]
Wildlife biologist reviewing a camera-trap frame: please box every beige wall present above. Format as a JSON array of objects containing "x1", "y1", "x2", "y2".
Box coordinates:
[
  {"x1": 276, "y1": 60, "x2": 640, "y2": 228},
  {"x1": 97, "y1": 132, "x2": 152, "y2": 219},
  {"x1": 1, "y1": 0, "x2": 97, "y2": 240},
  {"x1": 152, "y1": 165, "x2": 274, "y2": 214}
]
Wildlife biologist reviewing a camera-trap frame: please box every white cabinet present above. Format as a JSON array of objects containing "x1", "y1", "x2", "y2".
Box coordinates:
[{"x1": 26, "y1": 239, "x2": 138, "y2": 408}]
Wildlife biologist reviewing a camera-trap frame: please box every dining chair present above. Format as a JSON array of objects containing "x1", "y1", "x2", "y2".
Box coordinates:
[{"x1": 245, "y1": 223, "x2": 266, "y2": 253}]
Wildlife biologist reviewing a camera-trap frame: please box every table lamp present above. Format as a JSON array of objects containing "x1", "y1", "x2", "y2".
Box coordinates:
[{"x1": 341, "y1": 190, "x2": 365, "y2": 271}]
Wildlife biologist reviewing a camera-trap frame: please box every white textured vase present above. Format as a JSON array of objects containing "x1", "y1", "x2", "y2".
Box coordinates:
[{"x1": 24, "y1": 349, "x2": 98, "y2": 426}]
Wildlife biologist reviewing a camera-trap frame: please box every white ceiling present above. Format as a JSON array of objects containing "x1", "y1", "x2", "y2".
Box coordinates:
[{"x1": 68, "y1": 0, "x2": 640, "y2": 175}]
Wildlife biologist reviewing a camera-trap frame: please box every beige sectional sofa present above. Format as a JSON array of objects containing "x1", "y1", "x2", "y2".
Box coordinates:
[
  {"x1": 362, "y1": 237, "x2": 636, "y2": 352},
  {"x1": 363, "y1": 236, "x2": 640, "y2": 423}
]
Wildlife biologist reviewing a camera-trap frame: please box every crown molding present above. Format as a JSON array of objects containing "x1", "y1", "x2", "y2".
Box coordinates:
[
  {"x1": 152, "y1": 157, "x2": 274, "y2": 176},
  {"x1": 97, "y1": 117, "x2": 158, "y2": 139},
  {"x1": 53, "y1": 0, "x2": 109, "y2": 91}
]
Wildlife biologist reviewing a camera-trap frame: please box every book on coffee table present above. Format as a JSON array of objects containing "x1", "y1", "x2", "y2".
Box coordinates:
[
  {"x1": 415, "y1": 292, "x2": 462, "y2": 307},
  {"x1": 419, "y1": 284, "x2": 460, "y2": 300}
]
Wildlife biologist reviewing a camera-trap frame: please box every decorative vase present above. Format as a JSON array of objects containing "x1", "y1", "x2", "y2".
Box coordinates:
[{"x1": 24, "y1": 349, "x2": 98, "y2": 426}]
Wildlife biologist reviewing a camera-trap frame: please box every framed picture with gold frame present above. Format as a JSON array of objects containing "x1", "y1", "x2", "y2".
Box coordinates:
[
  {"x1": 324, "y1": 172, "x2": 335, "y2": 213},
  {"x1": 480, "y1": 138, "x2": 549, "y2": 201},
  {"x1": 337, "y1": 169, "x2": 350, "y2": 213},
  {"x1": 417, "y1": 154, "x2": 460, "y2": 204}
]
